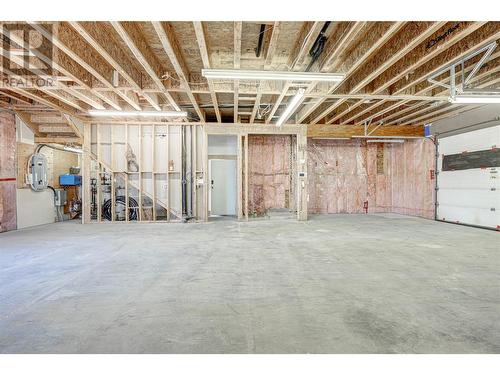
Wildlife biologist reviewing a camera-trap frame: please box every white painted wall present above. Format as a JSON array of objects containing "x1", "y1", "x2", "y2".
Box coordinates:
[
  {"x1": 16, "y1": 189, "x2": 55, "y2": 229},
  {"x1": 208, "y1": 135, "x2": 238, "y2": 156},
  {"x1": 16, "y1": 116, "x2": 34, "y2": 144}
]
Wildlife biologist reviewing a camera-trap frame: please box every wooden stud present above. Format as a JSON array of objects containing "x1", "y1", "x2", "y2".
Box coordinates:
[
  {"x1": 234, "y1": 22, "x2": 242, "y2": 123},
  {"x1": 82, "y1": 123, "x2": 92, "y2": 224},
  {"x1": 111, "y1": 21, "x2": 181, "y2": 111},
  {"x1": 96, "y1": 124, "x2": 102, "y2": 223},
  {"x1": 110, "y1": 126, "x2": 115, "y2": 222},
  {"x1": 125, "y1": 124, "x2": 129, "y2": 223},
  {"x1": 237, "y1": 134, "x2": 243, "y2": 219},
  {"x1": 152, "y1": 124, "x2": 156, "y2": 221},
  {"x1": 193, "y1": 21, "x2": 221, "y2": 123},
  {"x1": 244, "y1": 134, "x2": 249, "y2": 221},
  {"x1": 153, "y1": 22, "x2": 205, "y2": 121}
]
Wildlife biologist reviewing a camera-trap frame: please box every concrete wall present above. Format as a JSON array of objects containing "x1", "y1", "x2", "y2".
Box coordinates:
[
  {"x1": 0, "y1": 111, "x2": 17, "y2": 232},
  {"x1": 308, "y1": 138, "x2": 435, "y2": 219}
]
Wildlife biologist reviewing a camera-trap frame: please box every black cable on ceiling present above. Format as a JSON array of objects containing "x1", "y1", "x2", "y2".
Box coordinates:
[
  {"x1": 306, "y1": 21, "x2": 331, "y2": 72},
  {"x1": 255, "y1": 24, "x2": 266, "y2": 57}
]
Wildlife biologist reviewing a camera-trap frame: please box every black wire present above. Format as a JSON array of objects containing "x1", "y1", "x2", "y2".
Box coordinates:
[{"x1": 102, "y1": 196, "x2": 139, "y2": 221}]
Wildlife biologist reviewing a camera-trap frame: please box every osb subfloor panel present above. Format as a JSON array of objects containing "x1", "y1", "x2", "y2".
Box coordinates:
[{"x1": 0, "y1": 215, "x2": 499, "y2": 354}]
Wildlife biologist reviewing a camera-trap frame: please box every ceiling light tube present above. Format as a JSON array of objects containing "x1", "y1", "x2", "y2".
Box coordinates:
[
  {"x1": 449, "y1": 95, "x2": 500, "y2": 104},
  {"x1": 202, "y1": 69, "x2": 344, "y2": 82},
  {"x1": 276, "y1": 88, "x2": 306, "y2": 127},
  {"x1": 88, "y1": 110, "x2": 188, "y2": 117}
]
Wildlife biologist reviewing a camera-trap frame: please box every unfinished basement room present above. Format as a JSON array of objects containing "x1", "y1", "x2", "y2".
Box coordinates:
[{"x1": 1, "y1": 6, "x2": 500, "y2": 364}]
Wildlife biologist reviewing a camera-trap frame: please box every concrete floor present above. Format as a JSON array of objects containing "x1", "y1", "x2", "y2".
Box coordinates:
[{"x1": 0, "y1": 214, "x2": 499, "y2": 353}]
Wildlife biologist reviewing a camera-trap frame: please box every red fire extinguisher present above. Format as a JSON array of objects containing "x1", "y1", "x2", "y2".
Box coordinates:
[{"x1": 363, "y1": 200, "x2": 368, "y2": 214}]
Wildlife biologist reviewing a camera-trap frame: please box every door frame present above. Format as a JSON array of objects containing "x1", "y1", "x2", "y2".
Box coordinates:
[{"x1": 203, "y1": 124, "x2": 308, "y2": 222}]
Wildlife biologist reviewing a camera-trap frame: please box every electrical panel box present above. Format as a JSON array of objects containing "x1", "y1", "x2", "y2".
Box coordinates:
[
  {"x1": 54, "y1": 189, "x2": 67, "y2": 206},
  {"x1": 59, "y1": 174, "x2": 82, "y2": 186},
  {"x1": 29, "y1": 153, "x2": 48, "y2": 191}
]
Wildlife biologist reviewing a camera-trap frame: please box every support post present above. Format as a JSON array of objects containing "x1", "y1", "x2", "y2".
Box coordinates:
[
  {"x1": 297, "y1": 131, "x2": 308, "y2": 221},
  {"x1": 82, "y1": 123, "x2": 91, "y2": 224}
]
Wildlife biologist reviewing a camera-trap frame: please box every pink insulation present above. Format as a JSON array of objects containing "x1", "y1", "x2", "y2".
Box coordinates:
[
  {"x1": 0, "y1": 111, "x2": 17, "y2": 232},
  {"x1": 248, "y1": 135, "x2": 294, "y2": 216},
  {"x1": 308, "y1": 138, "x2": 435, "y2": 219}
]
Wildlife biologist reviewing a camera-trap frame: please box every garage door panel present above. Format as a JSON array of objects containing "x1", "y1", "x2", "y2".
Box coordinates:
[
  {"x1": 438, "y1": 169, "x2": 499, "y2": 190},
  {"x1": 439, "y1": 126, "x2": 500, "y2": 154},
  {"x1": 437, "y1": 205, "x2": 498, "y2": 228},
  {"x1": 438, "y1": 189, "x2": 497, "y2": 209},
  {"x1": 437, "y1": 125, "x2": 500, "y2": 229}
]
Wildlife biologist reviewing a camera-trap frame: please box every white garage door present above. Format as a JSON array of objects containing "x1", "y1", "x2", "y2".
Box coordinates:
[{"x1": 437, "y1": 125, "x2": 500, "y2": 230}]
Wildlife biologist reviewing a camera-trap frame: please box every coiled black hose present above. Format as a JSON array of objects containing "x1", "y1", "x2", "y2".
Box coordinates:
[{"x1": 102, "y1": 196, "x2": 139, "y2": 221}]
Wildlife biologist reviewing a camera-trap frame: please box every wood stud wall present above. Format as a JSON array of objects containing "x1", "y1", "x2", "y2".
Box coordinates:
[{"x1": 84, "y1": 123, "x2": 206, "y2": 223}]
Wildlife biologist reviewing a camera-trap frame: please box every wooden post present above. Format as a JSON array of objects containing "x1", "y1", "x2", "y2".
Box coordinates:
[
  {"x1": 110, "y1": 126, "x2": 115, "y2": 222},
  {"x1": 125, "y1": 124, "x2": 129, "y2": 223},
  {"x1": 297, "y1": 131, "x2": 308, "y2": 221},
  {"x1": 166, "y1": 125, "x2": 170, "y2": 222},
  {"x1": 138, "y1": 126, "x2": 143, "y2": 221},
  {"x1": 152, "y1": 124, "x2": 156, "y2": 221},
  {"x1": 204, "y1": 130, "x2": 209, "y2": 221},
  {"x1": 82, "y1": 123, "x2": 91, "y2": 224},
  {"x1": 237, "y1": 134, "x2": 243, "y2": 220},
  {"x1": 96, "y1": 124, "x2": 102, "y2": 223},
  {"x1": 244, "y1": 134, "x2": 249, "y2": 221}
]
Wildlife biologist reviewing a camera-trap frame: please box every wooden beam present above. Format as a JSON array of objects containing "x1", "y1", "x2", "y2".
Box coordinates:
[
  {"x1": 35, "y1": 136, "x2": 82, "y2": 144},
  {"x1": 307, "y1": 22, "x2": 406, "y2": 124},
  {"x1": 63, "y1": 114, "x2": 84, "y2": 139},
  {"x1": 69, "y1": 21, "x2": 161, "y2": 111},
  {"x1": 38, "y1": 125, "x2": 74, "y2": 133},
  {"x1": 31, "y1": 22, "x2": 142, "y2": 111},
  {"x1": 266, "y1": 22, "x2": 325, "y2": 124},
  {"x1": 4, "y1": 86, "x2": 79, "y2": 118},
  {"x1": 152, "y1": 22, "x2": 205, "y2": 121},
  {"x1": 193, "y1": 21, "x2": 221, "y2": 123},
  {"x1": 110, "y1": 21, "x2": 181, "y2": 110},
  {"x1": 0, "y1": 89, "x2": 33, "y2": 105},
  {"x1": 337, "y1": 22, "x2": 446, "y2": 96},
  {"x1": 0, "y1": 25, "x2": 123, "y2": 111},
  {"x1": 0, "y1": 48, "x2": 84, "y2": 111},
  {"x1": 15, "y1": 111, "x2": 41, "y2": 136},
  {"x1": 233, "y1": 21, "x2": 242, "y2": 123},
  {"x1": 347, "y1": 23, "x2": 500, "y2": 126},
  {"x1": 307, "y1": 124, "x2": 424, "y2": 138},
  {"x1": 250, "y1": 22, "x2": 281, "y2": 124}
]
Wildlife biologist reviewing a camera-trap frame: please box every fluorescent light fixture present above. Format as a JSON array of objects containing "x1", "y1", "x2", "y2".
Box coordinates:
[
  {"x1": 366, "y1": 139, "x2": 405, "y2": 143},
  {"x1": 63, "y1": 146, "x2": 83, "y2": 153},
  {"x1": 88, "y1": 110, "x2": 187, "y2": 117},
  {"x1": 276, "y1": 88, "x2": 306, "y2": 127},
  {"x1": 449, "y1": 95, "x2": 500, "y2": 104},
  {"x1": 202, "y1": 69, "x2": 344, "y2": 82}
]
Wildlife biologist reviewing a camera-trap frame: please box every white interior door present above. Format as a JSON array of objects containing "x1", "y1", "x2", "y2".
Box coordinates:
[{"x1": 210, "y1": 159, "x2": 237, "y2": 216}]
